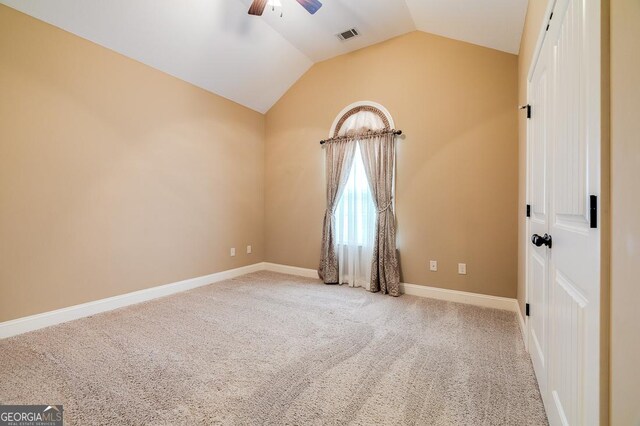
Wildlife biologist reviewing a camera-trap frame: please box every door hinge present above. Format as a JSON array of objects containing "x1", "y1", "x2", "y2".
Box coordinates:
[
  {"x1": 519, "y1": 104, "x2": 531, "y2": 119},
  {"x1": 545, "y1": 12, "x2": 554, "y2": 31},
  {"x1": 590, "y1": 195, "x2": 598, "y2": 228},
  {"x1": 526, "y1": 303, "x2": 530, "y2": 317},
  {"x1": 526, "y1": 204, "x2": 531, "y2": 218}
]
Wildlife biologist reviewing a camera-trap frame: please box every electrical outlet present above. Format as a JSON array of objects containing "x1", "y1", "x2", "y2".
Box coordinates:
[
  {"x1": 230, "y1": 248, "x2": 236, "y2": 257},
  {"x1": 458, "y1": 263, "x2": 467, "y2": 275},
  {"x1": 247, "y1": 245, "x2": 252, "y2": 254},
  {"x1": 429, "y1": 260, "x2": 438, "y2": 271}
]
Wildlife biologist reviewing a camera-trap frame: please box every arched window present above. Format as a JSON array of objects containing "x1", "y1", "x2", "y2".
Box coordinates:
[{"x1": 330, "y1": 102, "x2": 394, "y2": 290}]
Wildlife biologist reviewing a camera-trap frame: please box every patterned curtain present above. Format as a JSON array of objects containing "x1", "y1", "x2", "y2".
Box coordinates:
[
  {"x1": 358, "y1": 133, "x2": 400, "y2": 296},
  {"x1": 318, "y1": 139, "x2": 357, "y2": 283}
]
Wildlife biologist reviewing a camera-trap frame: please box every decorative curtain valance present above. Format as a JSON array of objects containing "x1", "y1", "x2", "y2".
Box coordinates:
[{"x1": 333, "y1": 105, "x2": 391, "y2": 136}]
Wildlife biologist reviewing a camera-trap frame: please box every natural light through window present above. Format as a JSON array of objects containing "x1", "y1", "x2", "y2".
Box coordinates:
[{"x1": 335, "y1": 144, "x2": 376, "y2": 246}]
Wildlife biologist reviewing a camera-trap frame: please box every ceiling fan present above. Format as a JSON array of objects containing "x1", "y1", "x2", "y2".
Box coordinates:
[{"x1": 248, "y1": 0, "x2": 322, "y2": 16}]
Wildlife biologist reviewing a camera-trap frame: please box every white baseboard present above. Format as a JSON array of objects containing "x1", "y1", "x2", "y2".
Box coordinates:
[
  {"x1": 260, "y1": 263, "x2": 518, "y2": 313},
  {"x1": 1, "y1": 261, "x2": 521, "y2": 339},
  {"x1": 400, "y1": 283, "x2": 519, "y2": 312},
  {"x1": 262, "y1": 262, "x2": 319, "y2": 279},
  {"x1": 0, "y1": 263, "x2": 264, "y2": 339}
]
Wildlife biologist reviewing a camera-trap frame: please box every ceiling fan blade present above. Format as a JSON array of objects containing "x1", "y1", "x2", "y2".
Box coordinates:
[
  {"x1": 296, "y1": 0, "x2": 323, "y2": 15},
  {"x1": 248, "y1": 0, "x2": 268, "y2": 16}
]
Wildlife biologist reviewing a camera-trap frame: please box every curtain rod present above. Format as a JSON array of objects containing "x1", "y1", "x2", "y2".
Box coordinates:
[{"x1": 319, "y1": 129, "x2": 403, "y2": 145}]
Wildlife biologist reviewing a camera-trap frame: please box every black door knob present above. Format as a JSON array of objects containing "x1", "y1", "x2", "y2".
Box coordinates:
[{"x1": 531, "y1": 233, "x2": 552, "y2": 248}]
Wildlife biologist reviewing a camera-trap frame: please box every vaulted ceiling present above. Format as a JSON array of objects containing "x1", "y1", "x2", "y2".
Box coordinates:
[{"x1": 1, "y1": 0, "x2": 528, "y2": 113}]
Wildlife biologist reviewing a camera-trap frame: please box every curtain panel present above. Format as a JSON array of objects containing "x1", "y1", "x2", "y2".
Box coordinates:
[
  {"x1": 359, "y1": 134, "x2": 401, "y2": 296},
  {"x1": 318, "y1": 139, "x2": 357, "y2": 283}
]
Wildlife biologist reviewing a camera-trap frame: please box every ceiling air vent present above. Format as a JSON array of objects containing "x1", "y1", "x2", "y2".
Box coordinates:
[{"x1": 336, "y1": 28, "x2": 359, "y2": 41}]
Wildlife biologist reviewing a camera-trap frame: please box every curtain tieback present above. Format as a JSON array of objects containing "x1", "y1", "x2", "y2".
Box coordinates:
[{"x1": 377, "y1": 200, "x2": 393, "y2": 213}]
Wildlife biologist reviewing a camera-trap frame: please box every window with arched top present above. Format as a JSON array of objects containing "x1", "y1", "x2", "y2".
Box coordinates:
[{"x1": 325, "y1": 102, "x2": 398, "y2": 292}]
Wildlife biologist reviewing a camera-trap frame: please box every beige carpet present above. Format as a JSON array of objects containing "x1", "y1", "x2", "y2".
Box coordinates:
[{"x1": 0, "y1": 271, "x2": 547, "y2": 425}]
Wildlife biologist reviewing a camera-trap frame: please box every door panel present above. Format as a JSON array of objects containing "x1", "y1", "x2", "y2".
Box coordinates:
[
  {"x1": 527, "y1": 36, "x2": 552, "y2": 399},
  {"x1": 530, "y1": 53, "x2": 548, "y2": 223},
  {"x1": 547, "y1": 0, "x2": 600, "y2": 424},
  {"x1": 550, "y1": 271, "x2": 586, "y2": 426},
  {"x1": 552, "y1": 0, "x2": 589, "y2": 231},
  {"x1": 529, "y1": 250, "x2": 547, "y2": 374}
]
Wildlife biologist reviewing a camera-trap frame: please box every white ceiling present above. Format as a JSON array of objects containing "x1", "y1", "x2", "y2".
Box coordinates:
[
  {"x1": 1, "y1": 0, "x2": 528, "y2": 113},
  {"x1": 246, "y1": 0, "x2": 417, "y2": 63},
  {"x1": 405, "y1": 0, "x2": 529, "y2": 55}
]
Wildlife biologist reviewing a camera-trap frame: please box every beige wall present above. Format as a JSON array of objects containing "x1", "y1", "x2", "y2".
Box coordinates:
[
  {"x1": 0, "y1": 5, "x2": 265, "y2": 322},
  {"x1": 265, "y1": 31, "x2": 519, "y2": 298},
  {"x1": 610, "y1": 0, "x2": 640, "y2": 423}
]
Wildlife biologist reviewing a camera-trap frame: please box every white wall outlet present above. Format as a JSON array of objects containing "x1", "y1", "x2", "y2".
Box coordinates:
[
  {"x1": 230, "y1": 248, "x2": 236, "y2": 257},
  {"x1": 429, "y1": 260, "x2": 438, "y2": 271},
  {"x1": 458, "y1": 263, "x2": 467, "y2": 275},
  {"x1": 246, "y1": 245, "x2": 252, "y2": 254}
]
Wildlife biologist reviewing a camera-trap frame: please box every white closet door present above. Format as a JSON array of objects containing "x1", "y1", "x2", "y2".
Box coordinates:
[
  {"x1": 528, "y1": 36, "x2": 552, "y2": 401},
  {"x1": 527, "y1": 0, "x2": 601, "y2": 424},
  {"x1": 546, "y1": 0, "x2": 601, "y2": 424}
]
